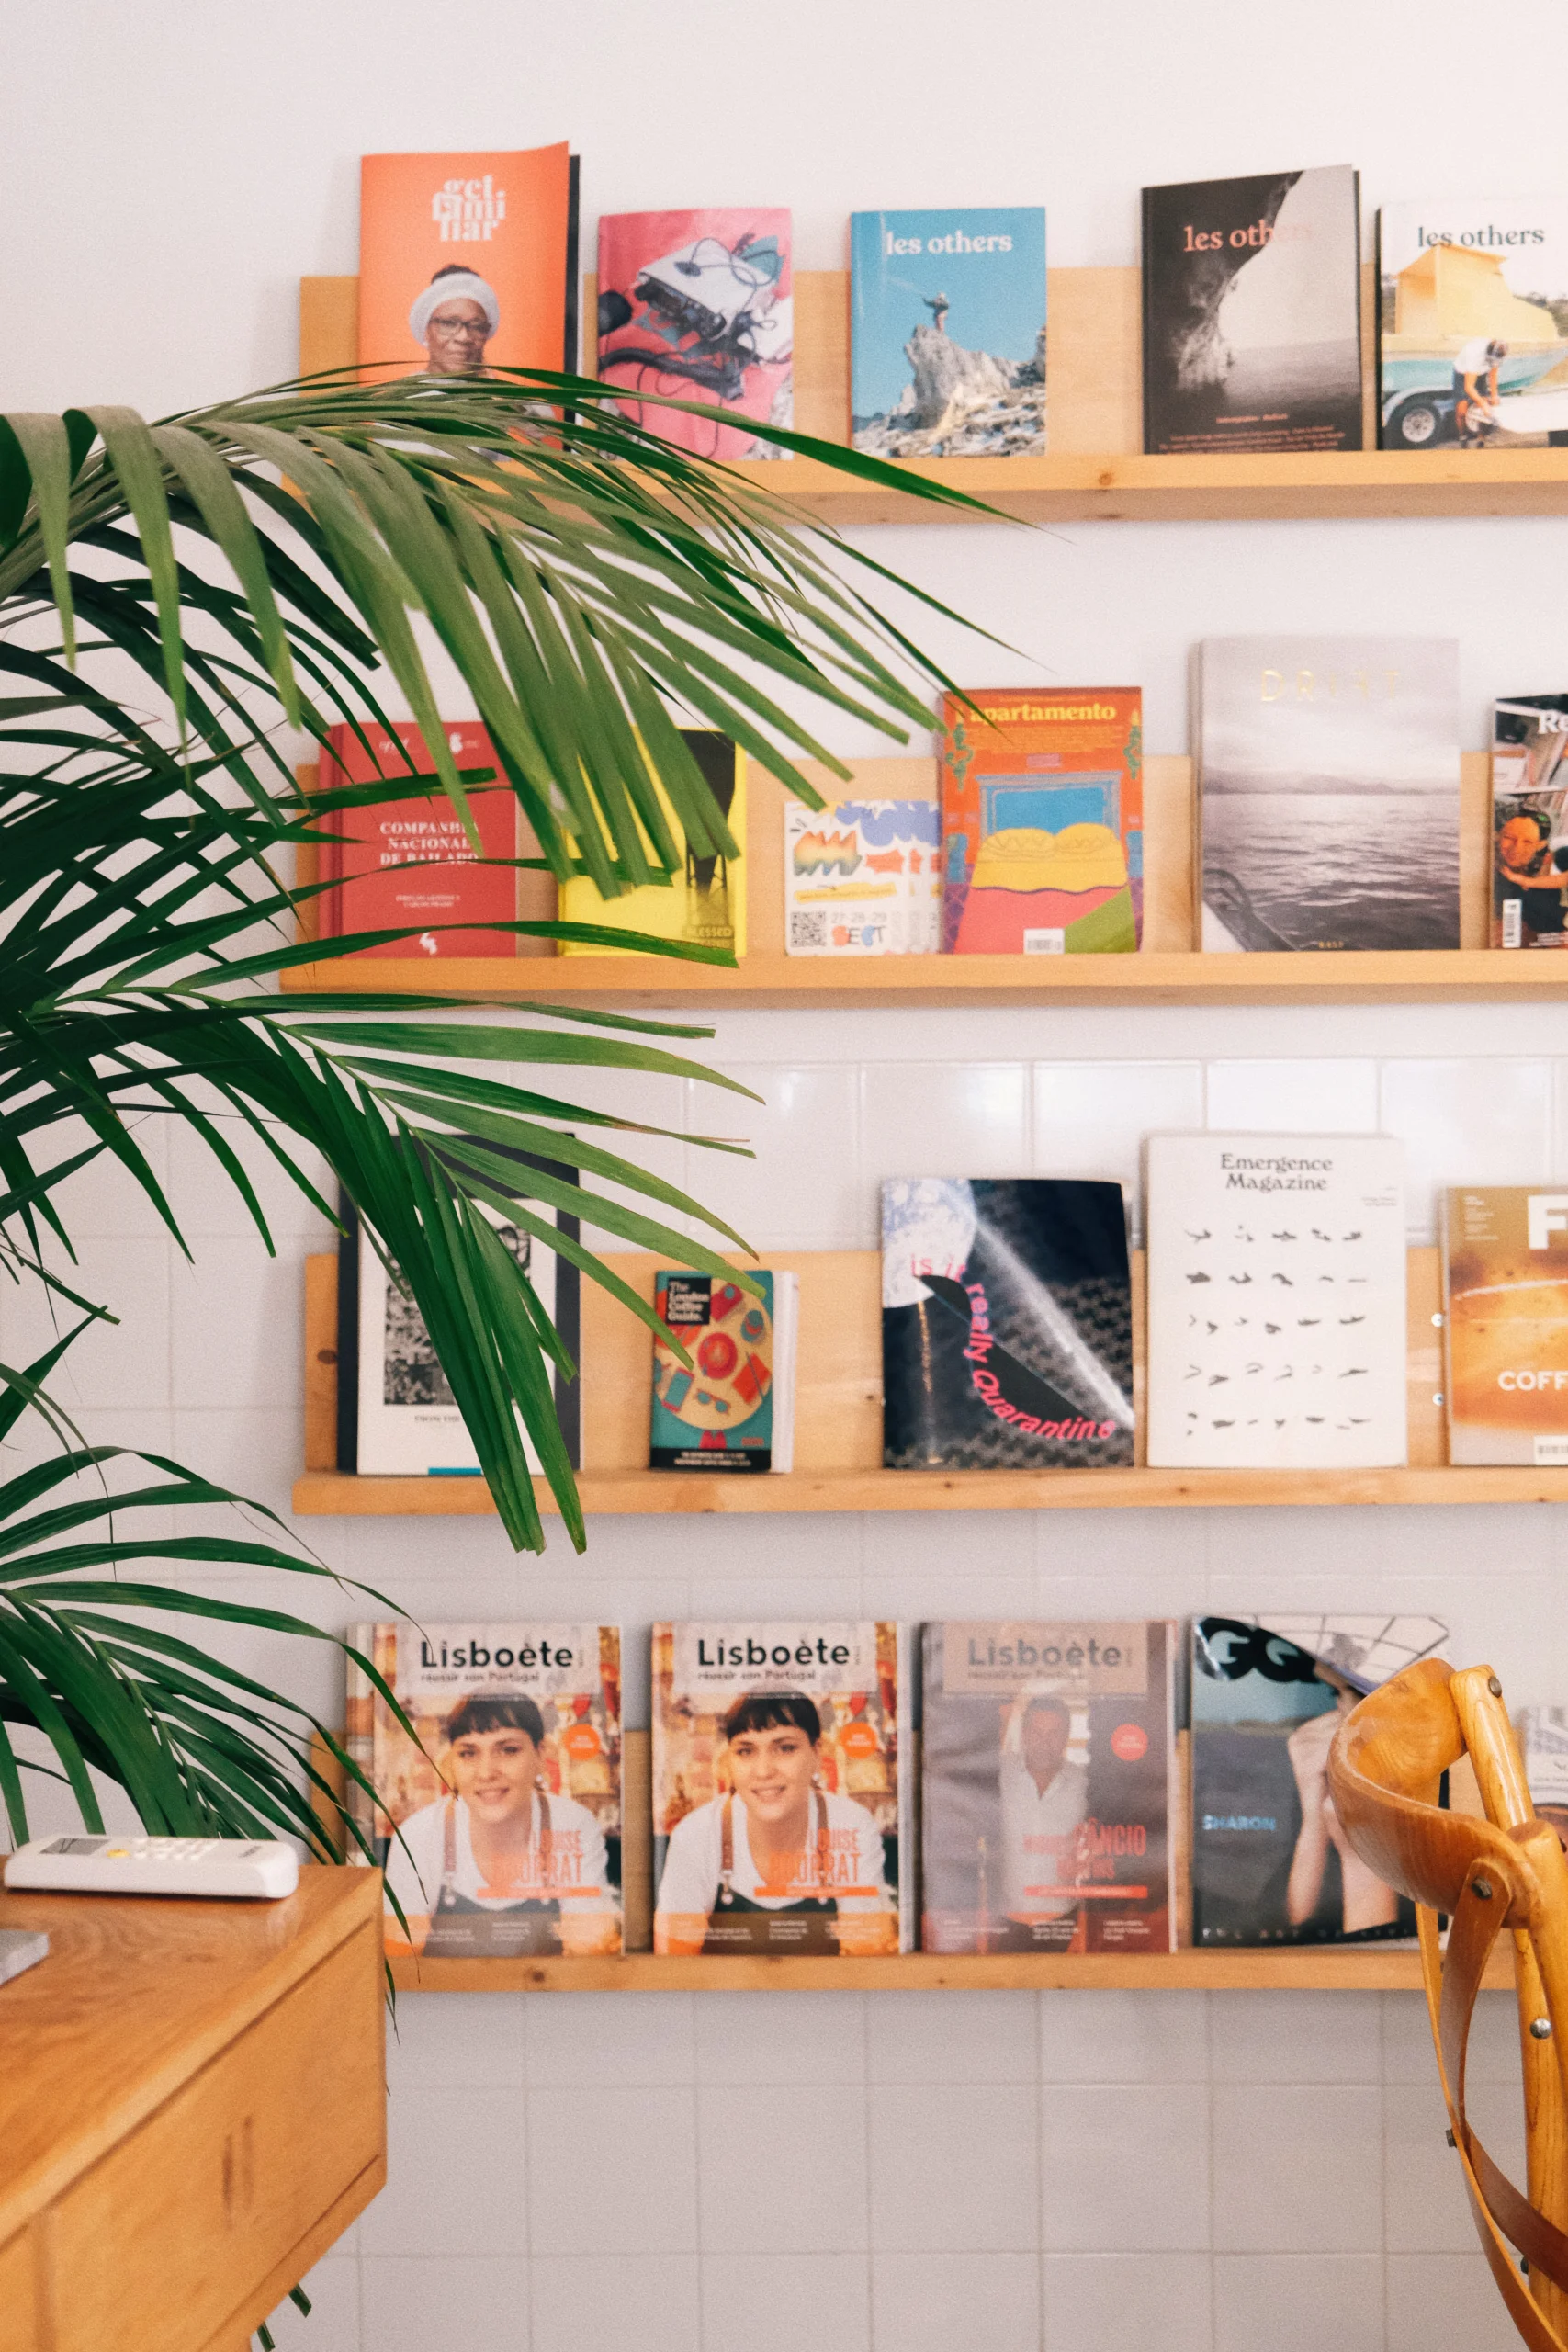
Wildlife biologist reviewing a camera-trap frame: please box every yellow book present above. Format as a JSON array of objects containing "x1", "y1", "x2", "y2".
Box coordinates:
[{"x1": 558, "y1": 731, "x2": 746, "y2": 958}]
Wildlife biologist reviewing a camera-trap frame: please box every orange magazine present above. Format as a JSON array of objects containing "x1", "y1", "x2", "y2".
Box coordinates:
[
  {"x1": 940, "y1": 688, "x2": 1144, "y2": 955},
  {"x1": 1443, "y1": 1186, "x2": 1568, "y2": 1465},
  {"x1": 358, "y1": 143, "x2": 572, "y2": 383}
]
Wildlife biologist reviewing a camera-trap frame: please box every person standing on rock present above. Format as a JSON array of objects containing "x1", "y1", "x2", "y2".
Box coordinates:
[{"x1": 923, "y1": 289, "x2": 951, "y2": 336}]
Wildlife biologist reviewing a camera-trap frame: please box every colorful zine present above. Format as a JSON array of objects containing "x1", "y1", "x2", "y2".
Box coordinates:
[
  {"x1": 358, "y1": 143, "x2": 575, "y2": 382},
  {"x1": 1142, "y1": 166, "x2": 1362, "y2": 454},
  {"x1": 850, "y1": 208, "x2": 1046, "y2": 457},
  {"x1": 650, "y1": 1270, "x2": 796, "y2": 1473},
  {"x1": 881, "y1": 1178, "x2": 1134, "y2": 1469},
  {"x1": 595, "y1": 209, "x2": 792, "y2": 459},
  {"x1": 1378, "y1": 199, "x2": 1568, "y2": 449},
  {"x1": 941, "y1": 689, "x2": 1143, "y2": 955},
  {"x1": 558, "y1": 730, "x2": 746, "y2": 959},
  {"x1": 1494, "y1": 696, "x2": 1568, "y2": 948},
  {"x1": 651, "y1": 1620, "x2": 912, "y2": 1954},
  {"x1": 920, "y1": 1621, "x2": 1178, "y2": 1955},
  {"x1": 349, "y1": 1621, "x2": 622, "y2": 1960},
  {"x1": 784, "y1": 796, "x2": 941, "y2": 955},
  {"x1": 1145, "y1": 1133, "x2": 1407, "y2": 1470},
  {"x1": 1442, "y1": 1187, "x2": 1568, "y2": 1465},
  {"x1": 1196, "y1": 638, "x2": 1461, "y2": 951},
  {"x1": 315, "y1": 720, "x2": 553, "y2": 958},
  {"x1": 1190, "y1": 1616, "x2": 1423, "y2": 1947},
  {"x1": 352, "y1": 1164, "x2": 580, "y2": 1477}
]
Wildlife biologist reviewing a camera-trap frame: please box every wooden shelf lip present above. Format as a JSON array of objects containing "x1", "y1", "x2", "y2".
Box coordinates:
[
  {"x1": 668, "y1": 447, "x2": 1568, "y2": 526},
  {"x1": 278, "y1": 946, "x2": 1568, "y2": 1008},
  {"x1": 291, "y1": 1464, "x2": 1568, "y2": 1518},
  {"x1": 388, "y1": 1946, "x2": 1507, "y2": 1992}
]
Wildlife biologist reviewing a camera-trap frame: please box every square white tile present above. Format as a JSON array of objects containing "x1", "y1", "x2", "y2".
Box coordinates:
[
  {"x1": 866, "y1": 1990, "x2": 1037, "y2": 2085},
  {"x1": 1041, "y1": 2082, "x2": 1209, "y2": 2252},
  {"x1": 1205, "y1": 1060, "x2": 1379, "y2": 1136},
  {"x1": 1385, "y1": 2252, "x2": 1522, "y2": 2352},
  {"x1": 527, "y1": 2086, "x2": 696, "y2": 2254},
  {"x1": 1379, "y1": 1059, "x2": 1552, "y2": 1239},
  {"x1": 531, "y1": 2252, "x2": 700, "y2": 2352},
  {"x1": 1044, "y1": 2251, "x2": 1212, "y2": 2352},
  {"x1": 1213, "y1": 2253, "x2": 1384, "y2": 2352},
  {"x1": 1208, "y1": 1989, "x2": 1382, "y2": 2084},
  {"x1": 703, "y1": 2253, "x2": 871, "y2": 2352},
  {"x1": 698, "y1": 2084, "x2": 868, "y2": 2252},
  {"x1": 871, "y1": 2250, "x2": 1040, "y2": 2352},
  {"x1": 682, "y1": 1065, "x2": 862, "y2": 1249},
  {"x1": 362, "y1": 2254, "x2": 532, "y2": 2350},
  {"x1": 860, "y1": 1064, "x2": 1029, "y2": 1191},
  {"x1": 869, "y1": 2084, "x2": 1038, "y2": 2252},
  {"x1": 1212, "y1": 2082, "x2": 1382, "y2": 2254},
  {"x1": 695, "y1": 1990, "x2": 865, "y2": 2086},
  {"x1": 1037, "y1": 1989, "x2": 1208, "y2": 2083},
  {"x1": 360, "y1": 2085, "x2": 526, "y2": 2257},
  {"x1": 524, "y1": 1990, "x2": 695, "y2": 2086}
]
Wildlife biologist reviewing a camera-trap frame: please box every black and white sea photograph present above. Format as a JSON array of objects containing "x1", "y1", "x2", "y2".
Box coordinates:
[{"x1": 1198, "y1": 636, "x2": 1461, "y2": 952}]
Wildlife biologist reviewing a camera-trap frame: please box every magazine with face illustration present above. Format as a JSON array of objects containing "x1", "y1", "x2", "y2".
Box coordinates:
[
  {"x1": 1493, "y1": 696, "x2": 1568, "y2": 949},
  {"x1": 354, "y1": 1622, "x2": 622, "y2": 1960},
  {"x1": 651, "y1": 1622, "x2": 912, "y2": 1955},
  {"x1": 921, "y1": 1621, "x2": 1178, "y2": 1954}
]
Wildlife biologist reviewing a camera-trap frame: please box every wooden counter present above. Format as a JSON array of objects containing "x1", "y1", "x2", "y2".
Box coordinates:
[{"x1": 0, "y1": 1865, "x2": 385, "y2": 2352}]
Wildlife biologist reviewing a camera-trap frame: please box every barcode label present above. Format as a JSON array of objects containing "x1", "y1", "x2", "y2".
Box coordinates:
[
  {"x1": 1503, "y1": 898, "x2": 1523, "y2": 948},
  {"x1": 1022, "y1": 928, "x2": 1066, "y2": 955},
  {"x1": 1535, "y1": 1435, "x2": 1568, "y2": 1466}
]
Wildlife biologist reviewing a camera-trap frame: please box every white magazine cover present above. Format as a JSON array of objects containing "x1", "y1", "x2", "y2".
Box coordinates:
[
  {"x1": 784, "y1": 797, "x2": 942, "y2": 956},
  {"x1": 1145, "y1": 1133, "x2": 1406, "y2": 1468}
]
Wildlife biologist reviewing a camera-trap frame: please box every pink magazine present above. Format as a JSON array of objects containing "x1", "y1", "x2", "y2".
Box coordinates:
[{"x1": 595, "y1": 209, "x2": 793, "y2": 460}]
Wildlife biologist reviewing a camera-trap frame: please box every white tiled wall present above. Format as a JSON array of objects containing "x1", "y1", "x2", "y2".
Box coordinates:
[{"x1": 13, "y1": 1015, "x2": 1567, "y2": 2352}]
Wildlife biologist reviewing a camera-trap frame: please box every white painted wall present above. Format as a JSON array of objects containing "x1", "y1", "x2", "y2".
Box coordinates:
[{"x1": 6, "y1": 4, "x2": 1568, "y2": 2345}]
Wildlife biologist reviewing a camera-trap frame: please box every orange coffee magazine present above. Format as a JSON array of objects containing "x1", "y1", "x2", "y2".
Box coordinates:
[
  {"x1": 315, "y1": 719, "x2": 552, "y2": 958},
  {"x1": 358, "y1": 143, "x2": 574, "y2": 382},
  {"x1": 940, "y1": 688, "x2": 1144, "y2": 954},
  {"x1": 1443, "y1": 1186, "x2": 1568, "y2": 1465},
  {"x1": 651, "y1": 1622, "x2": 913, "y2": 1956}
]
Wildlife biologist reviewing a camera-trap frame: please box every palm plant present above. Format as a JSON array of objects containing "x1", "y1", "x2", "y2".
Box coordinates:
[{"x1": 0, "y1": 368, "x2": 987, "y2": 1864}]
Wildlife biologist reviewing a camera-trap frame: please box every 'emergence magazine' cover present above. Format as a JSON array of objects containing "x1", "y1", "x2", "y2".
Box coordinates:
[{"x1": 651, "y1": 1622, "x2": 912, "y2": 1956}]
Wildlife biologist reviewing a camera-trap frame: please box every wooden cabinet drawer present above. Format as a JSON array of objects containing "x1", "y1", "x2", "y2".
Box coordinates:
[
  {"x1": 0, "y1": 2229, "x2": 39, "y2": 2352},
  {"x1": 43, "y1": 1923, "x2": 383, "y2": 2352}
]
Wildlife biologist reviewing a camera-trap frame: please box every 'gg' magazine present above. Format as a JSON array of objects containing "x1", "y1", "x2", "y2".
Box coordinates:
[
  {"x1": 921, "y1": 1621, "x2": 1178, "y2": 1953},
  {"x1": 347, "y1": 1622, "x2": 623, "y2": 1959},
  {"x1": 651, "y1": 1622, "x2": 913, "y2": 1955}
]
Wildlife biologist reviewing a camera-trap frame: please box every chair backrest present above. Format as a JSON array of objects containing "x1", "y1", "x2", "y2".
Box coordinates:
[{"x1": 1329, "y1": 1659, "x2": 1568, "y2": 2349}]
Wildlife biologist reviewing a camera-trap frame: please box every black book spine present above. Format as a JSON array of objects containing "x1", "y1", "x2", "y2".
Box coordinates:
[
  {"x1": 1139, "y1": 186, "x2": 1158, "y2": 456},
  {"x1": 335, "y1": 1193, "x2": 359, "y2": 1474},
  {"x1": 563, "y1": 153, "x2": 581, "y2": 374}
]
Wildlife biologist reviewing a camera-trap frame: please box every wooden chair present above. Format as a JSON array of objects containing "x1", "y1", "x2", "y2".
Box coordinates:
[{"x1": 1328, "y1": 1659, "x2": 1568, "y2": 2349}]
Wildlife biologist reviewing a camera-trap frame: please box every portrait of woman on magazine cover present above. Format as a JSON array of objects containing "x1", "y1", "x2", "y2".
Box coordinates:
[
  {"x1": 409, "y1": 265, "x2": 500, "y2": 376},
  {"x1": 653, "y1": 1690, "x2": 898, "y2": 1956},
  {"x1": 383, "y1": 1693, "x2": 619, "y2": 1957}
]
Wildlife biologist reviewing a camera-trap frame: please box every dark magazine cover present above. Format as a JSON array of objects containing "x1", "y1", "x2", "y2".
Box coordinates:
[
  {"x1": 882, "y1": 1178, "x2": 1134, "y2": 1469},
  {"x1": 1190, "y1": 1617, "x2": 1416, "y2": 1946},
  {"x1": 921, "y1": 1621, "x2": 1178, "y2": 1953}
]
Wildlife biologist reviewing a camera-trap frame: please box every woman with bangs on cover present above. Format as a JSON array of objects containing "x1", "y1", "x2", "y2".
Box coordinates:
[
  {"x1": 654, "y1": 1688, "x2": 897, "y2": 1955},
  {"x1": 385, "y1": 1692, "x2": 618, "y2": 1957}
]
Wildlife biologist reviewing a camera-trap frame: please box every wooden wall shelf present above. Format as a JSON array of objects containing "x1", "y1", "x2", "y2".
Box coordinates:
[
  {"x1": 300, "y1": 266, "x2": 1568, "y2": 525},
  {"x1": 280, "y1": 752, "x2": 1533, "y2": 1006},
  {"x1": 385, "y1": 1945, "x2": 1507, "y2": 1993},
  {"x1": 295, "y1": 1243, "x2": 1534, "y2": 1519}
]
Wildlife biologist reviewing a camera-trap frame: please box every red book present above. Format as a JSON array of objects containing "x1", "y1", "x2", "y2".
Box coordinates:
[{"x1": 315, "y1": 721, "x2": 530, "y2": 958}]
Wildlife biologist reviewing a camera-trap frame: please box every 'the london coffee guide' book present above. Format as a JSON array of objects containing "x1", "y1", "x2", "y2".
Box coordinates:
[
  {"x1": 596, "y1": 209, "x2": 793, "y2": 461},
  {"x1": 1190, "y1": 1615, "x2": 1447, "y2": 1947},
  {"x1": 1145, "y1": 1132, "x2": 1407, "y2": 1471},
  {"x1": 921, "y1": 1620, "x2": 1178, "y2": 1955},
  {"x1": 940, "y1": 689, "x2": 1144, "y2": 955},
  {"x1": 346, "y1": 1621, "x2": 623, "y2": 1960},
  {"x1": 358, "y1": 142, "x2": 578, "y2": 384},
  {"x1": 1142, "y1": 165, "x2": 1362, "y2": 456},
  {"x1": 1494, "y1": 695, "x2": 1568, "y2": 948},
  {"x1": 651, "y1": 1621, "x2": 913, "y2": 1955},
  {"x1": 850, "y1": 208, "x2": 1046, "y2": 458},
  {"x1": 649, "y1": 1270, "x2": 797, "y2": 1473},
  {"x1": 1377, "y1": 198, "x2": 1568, "y2": 450},
  {"x1": 1442, "y1": 1186, "x2": 1568, "y2": 1466},
  {"x1": 784, "y1": 796, "x2": 942, "y2": 956},
  {"x1": 558, "y1": 730, "x2": 747, "y2": 960},
  {"x1": 882, "y1": 1178, "x2": 1134, "y2": 1470},
  {"x1": 314, "y1": 719, "x2": 554, "y2": 959},
  {"x1": 341, "y1": 1159, "x2": 581, "y2": 1477},
  {"x1": 1195, "y1": 636, "x2": 1461, "y2": 953}
]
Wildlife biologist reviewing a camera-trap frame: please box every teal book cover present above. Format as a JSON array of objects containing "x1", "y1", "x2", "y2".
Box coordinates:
[
  {"x1": 650, "y1": 1271, "x2": 775, "y2": 1472},
  {"x1": 850, "y1": 208, "x2": 1046, "y2": 457}
]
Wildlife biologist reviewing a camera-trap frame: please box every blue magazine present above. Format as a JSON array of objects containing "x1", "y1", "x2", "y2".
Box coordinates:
[{"x1": 850, "y1": 208, "x2": 1046, "y2": 457}]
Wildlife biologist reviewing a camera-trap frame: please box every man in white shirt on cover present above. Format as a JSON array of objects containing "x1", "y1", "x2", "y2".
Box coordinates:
[
  {"x1": 997, "y1": 1692, "x2": 1089, "y2": 1943},
  {"x1": 1453, "y1": 336, "x2": 1507, "y2": 445}
]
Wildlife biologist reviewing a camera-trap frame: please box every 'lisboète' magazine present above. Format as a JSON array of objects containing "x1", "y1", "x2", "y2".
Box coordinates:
[
  {"x1": 358, "y1": 143, "x2": 575, "y2": 383},
  {"x1": 348, "y1": 1623, "x2": 622, "y2": 1959},
  {"x1": 596, "y1": 209, "x2": 792, "y2": 460},
  {"x1": 1494, "y1": 695, "x2": 1568, "y2": 948},
  {"x1": 921, "y1": 1620, "x2": 1178, "y2": 1953},
  {"x1": 651, "y1": 1622, "x2": 912, "y2": 1954}
]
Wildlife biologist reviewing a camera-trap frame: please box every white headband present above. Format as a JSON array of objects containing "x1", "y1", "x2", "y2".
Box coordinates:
[{"x1": 409, "y1": 272, "x2": 500, "y2": 343}]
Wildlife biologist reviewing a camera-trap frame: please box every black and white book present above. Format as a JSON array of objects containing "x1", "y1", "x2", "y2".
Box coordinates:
[
  {"x1": 1145, "y1": 1133, "x2": 1406, "y2": 1469},
  {"x1": 1196, "y1": 636, "x2": 1461, "y2": 952},
  {"x1": 881, "y1": 1178, "x2": 1134, "y2": 1469},
  {"x1": 1142, "y1": 165, "x2": 1362, "y2": 455}
]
